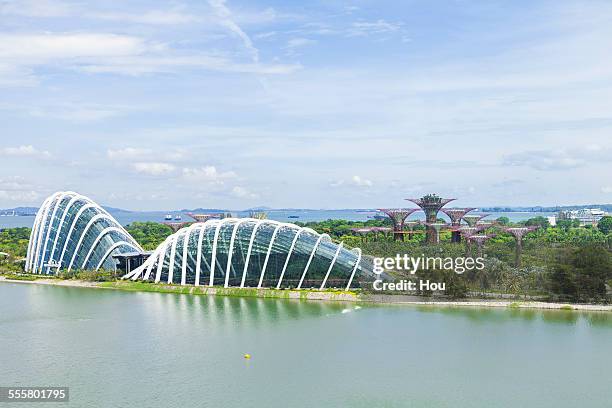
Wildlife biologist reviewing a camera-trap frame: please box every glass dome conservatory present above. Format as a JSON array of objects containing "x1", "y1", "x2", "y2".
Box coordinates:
[
  {"x1": 25, "y1": 191, "x2": 142, "y2": 274},
  {"x1": 26, "y1": 192, "x2": 373, "y2": 290},
  {"x1": 125, "y1": 219, "x2": 371, "y2": 290}
]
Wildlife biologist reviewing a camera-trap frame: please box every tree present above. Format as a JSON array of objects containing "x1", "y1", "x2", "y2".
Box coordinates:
[
  {"x1": 125, "y1": 222, "x2": 173, "y2": 250},
  {"x1": 597, "y1": 216, "x2": 612, "y2": 234},
  {"x1": 548, "y1": 245, "x2": 612, "y2": 302},
  {"x1": 525, "y1": 216, "x2": 549, "y2": 228},
  {"x1": 495, "y1": 216, "x2": 510, "y2": 226},
  {"x1": 556, "y1": 219, "x2": 580, "y2": 230}
]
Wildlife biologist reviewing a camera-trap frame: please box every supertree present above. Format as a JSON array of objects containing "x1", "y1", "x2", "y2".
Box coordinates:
[
  {"x1": 404, "y1": 221, "x2": 421, "y2": 240},
  {"x1": 378, "y1": 208, "x2": 418, "y2": 241},
  {"x1": 462, "y1": 214, "x2": 489, "y2": 227},
  {"x1": 351, "y1": 227, "x2": 373, "y2": 242},
  {"x1": 459, "y1": 225, "x2": 491, "y2": 256},
  {"x1": 425, "y1": 222, "x2": 448, "y2": 244},
  {"x1": 503, "y1": 226, "x2": 538, "y2": 267},
  {"x1": 406, "y1": 194, "x2": 455, "y2": 244},
  {"x1": 459, "y1": 226, "x2": 479, "y2": 256},
  {"x1": 468, "y1": 234, "x2": 494, "y2": 257},
  {"x1": 442, "y1": 208, "x2": 476, "y2": 242}
]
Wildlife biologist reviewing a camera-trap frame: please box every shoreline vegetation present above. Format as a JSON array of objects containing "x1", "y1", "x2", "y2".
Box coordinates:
[
  {"x1": 2, "y1": 214, "x2": 611, "y2": 305},
  {"x1": 1, "y1": 275, "x2": 610, "y2": 312}
]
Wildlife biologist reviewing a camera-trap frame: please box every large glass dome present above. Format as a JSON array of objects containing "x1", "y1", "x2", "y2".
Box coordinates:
[
  {"x1": 25, "y1": 191, "x2": 142, "y2": 274},
  {"x1": 125, "y1": 219, "x2": 371, "y2": 290}
]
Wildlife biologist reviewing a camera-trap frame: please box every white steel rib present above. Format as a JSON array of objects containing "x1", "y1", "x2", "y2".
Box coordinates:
[
  {"x1": 224, "y1": 219, "x2": 251, "y2": 288},
  {"x1": 320, "y1": 242, "x2": 343, "y2": 289},
  {"x1": 209, "y1": 218, "x2": 235, "y2": 286},
  {"x1": 345, "y1": 248, "x2": 362, "y2": 291},
  {"x1": 95, "y1": 241, "x2": 139, "y2": 271},
  {"x1": 31, "y1": 193, "x2": 60, "y2": 273},
  {"x1": 257, "y1": 223, "x2": 284, "y2": 288},
  {"x1": 275, "y1": 227, "x2": 309, "y2": 289},
  {"x1": 46, "y1": 193, "x2": 84, "y2": 273},
  {"x1": 297, "y1": 234, "x2": 330, "y2": 289},
  {"x1": 26, "y1": 194, "x2": 52, "y2": 270},
  {"x1": 240, "y1": 220, "x2": 264, "y2": 288},
  {"x1": 67, "y1": 213, "x2": 121, "y2": 271},
  {"x1": 38, "y1": 192, "x2": 74, "y2": 273},
  {"x1": 80, "y1": 226, "x2": 127, "y2": 270}
]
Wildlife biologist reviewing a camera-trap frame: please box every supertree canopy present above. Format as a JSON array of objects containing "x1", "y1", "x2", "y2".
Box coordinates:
[
  {"x1": 442, "y1": 208, "x2": 476, "y2": 242},
  {"x1": 462, "y1": 214, "x2": 489, "y2": 227},
  {"x1": 406, "y1": 194, "x2": 455, "y2": 244},
  {"x1": 503, "y1": 226, "x2": 539, "y2": 267},
  {"x1": 378, "y1": 208, "x2": 418, "y2": 241}
]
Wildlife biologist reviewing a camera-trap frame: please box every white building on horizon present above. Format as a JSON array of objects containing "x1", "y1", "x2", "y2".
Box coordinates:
[{"x1": 558, "y1": 208, "x2": 607, "y2": 226}]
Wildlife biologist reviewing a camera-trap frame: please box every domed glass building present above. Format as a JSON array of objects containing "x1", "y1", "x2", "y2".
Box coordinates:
[
  {"x1": 25, "y1": 191, "x2": 142, "y2": 274},
  {"x1": 26, "y1": 192, "x2": 374, "y2": 290},
  {"x1": 125, "y1": 219, "x2": 370, "y2": 290}
]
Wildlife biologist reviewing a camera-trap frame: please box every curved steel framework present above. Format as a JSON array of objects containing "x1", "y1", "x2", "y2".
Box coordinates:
[
  {"x1": 442, "y1": 208, "x2": 476, "y2": 243},
  {"x1": 462, "y1": 214, "x2": 489, "y2": 227},
  {"x1": 25, "y1": 192, "x2": 142, "y2": 274},
  {"x1": 377, "y1": 208, "x2": 418, "y2": 241},
  {"x1": 125, "y1": 218, "x2": 371, "y2": 290},
  {"x1": 503, "y1": 226, "x2": 538, "y2": 267},
  {"x1": 468, "y1": 234, "x2": 493, "y2": 257},
  {"x1": 406, "y1": 194, "x2": 455, "y2": 244}
]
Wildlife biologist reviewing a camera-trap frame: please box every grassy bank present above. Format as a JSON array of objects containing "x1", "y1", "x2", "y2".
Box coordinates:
[
  {"x1": 98, "y1": 280, "x2": 359, "y2": 301},
  {"x1": 2, "y1": 275, "x2": 612, "y2": 311}
]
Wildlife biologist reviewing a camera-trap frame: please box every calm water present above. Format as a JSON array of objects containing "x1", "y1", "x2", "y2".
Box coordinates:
[
  {"x1": 0, "y1": 210, "x2": 555, "y2": 229},
  {"x1": 1, "y1": 283, "x2": 610, "y2": 408}
]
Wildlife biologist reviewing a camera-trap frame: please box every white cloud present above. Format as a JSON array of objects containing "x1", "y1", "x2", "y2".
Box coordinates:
[
  {"x1": 27, "y1": 104, "x2": 124, "y2": 121},
  {"x1": 0, "y1": 145, "x2": 51, "y2": 158},
  {"x1": 0, "y1": 190, "x2": 40, "y2": 202},
  {"x1": 107, "y1": 148, "x2": 151, "y2": 160},
  {"x1": 1, "y1": 1, "x2": 197, "y2": 24},
  {"x1": 182, "y1": 166, "x2": 237, "y2": 183},
  {"x1": 231, "y1": 186, "x2": 259, "y2": 199},
  {"x1": 255, "y1": 31, "x2": 276, "y2": 39},
  {"x1": 0, "y1": 176, "x2": 40, "y2": 202},
  {"x1": 0, "y1": 31, "x2": 298, "y2": 80},
  {"x1": 350, "y1": 175, "x2": 373, "y2": 187},
  {"x1": 0, "y1": 63, "x2": 37, "y2": 86},
  {"x1": 89, "y1": 9, "x2": 198, "y2": 25},
  {"x1": 207, "y1": 0, "x2": 259, "y2": 64},
  {"x1": 131, "y1": 162, "x2": 176, "y2": 176},
  {"x1": 348, "y1": 20, "x2": 402, "y2": 36},
  {"x1": 0, "y1": 33, "x2": 153, "y2": 60},
  {"x1": 285, "y1": 38, "x2": 316, "y2": 49},
  {"x1": 602, "y1": 186, "x2": 612, "y2": 194},
  {"x1": 0, "y1": 0, "x2": 75, "y2": 17},
  {"x1": 502, "y1": 147, "x2": 612, "y2": 171},
  {"x1": 76, "y1": 55, "x2": 299, "y2": 76},
  {"x1": 331, "y1": 175, "x2": 373, "y2": 188}
]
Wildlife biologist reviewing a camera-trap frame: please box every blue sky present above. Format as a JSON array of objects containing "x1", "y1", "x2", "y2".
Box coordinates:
[{"x1": 1, "y1": 0, "x2": 612, "y2": 210}]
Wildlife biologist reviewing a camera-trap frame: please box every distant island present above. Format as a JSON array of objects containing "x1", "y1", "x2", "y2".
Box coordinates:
[
  {"x1": 3, "y1": 204, "x2": 612, "y2": 215},
  {"x1": 479, "y1": 204, "x2": 612, "y2": 213}
]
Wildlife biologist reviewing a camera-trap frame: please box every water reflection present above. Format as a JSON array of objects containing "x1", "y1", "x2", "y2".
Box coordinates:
[
  {"x1": 410, "y1": 303, "x2": 612, "y2": 327},
  {"x1": 133, "y1": 290, "x2": 352, "y2": 331}
]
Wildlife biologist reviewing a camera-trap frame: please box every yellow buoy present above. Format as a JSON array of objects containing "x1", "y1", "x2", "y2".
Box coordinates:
[{"x1": 244, "y1": 354, "x2": 251, "y2": 359}]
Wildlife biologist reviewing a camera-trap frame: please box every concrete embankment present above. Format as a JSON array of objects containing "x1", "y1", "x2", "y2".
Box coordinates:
[{"x1": 1, "y1": 276, "x2": 611, "y2": 311}]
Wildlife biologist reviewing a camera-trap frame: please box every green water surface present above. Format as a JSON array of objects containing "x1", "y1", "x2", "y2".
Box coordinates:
[{"x1": 1, "y1": 282, "x2": 611, "y2": 407}]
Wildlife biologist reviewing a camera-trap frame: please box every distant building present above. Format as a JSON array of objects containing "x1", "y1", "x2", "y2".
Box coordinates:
[
  {"x1": 547, "y1": 216, "x2": 557, "y2": 226},
  {"x1": 558, "y1": 208, "x2": 607, "y2": 226}
]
